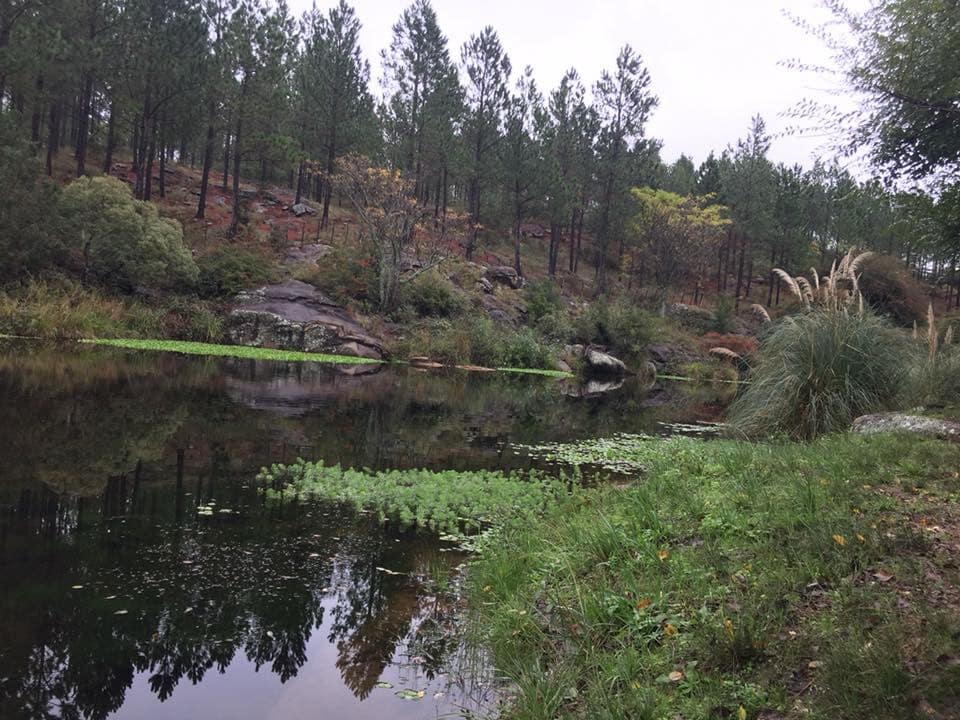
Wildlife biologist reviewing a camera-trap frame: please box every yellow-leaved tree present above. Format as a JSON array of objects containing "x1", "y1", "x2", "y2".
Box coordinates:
[{"x1": 627, "y1": 187, "x2": 730, "y2": 306}]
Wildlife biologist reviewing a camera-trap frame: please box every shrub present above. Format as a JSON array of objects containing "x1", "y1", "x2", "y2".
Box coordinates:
[
  {"x1": 534, "y1": 310, "x2": 575, "y2": 344},
  {"x1": 525, "y1": 279, "x2": 563, "y2": 322},
  {"x1": 859, "y1": 254, "x2": 927, "y2": 326},
  {"x1": 402, "y1": 270, "x2": 463, "y2": 317},
  {"x1": 500, "y1": 326, "x2": 555, "y2": 369},
  {"x1": 197, "y1": 247, "x2": 276, "y2": 298},
  {"x1": 58, "y1": 176, "x2": 198, "y2": 290},
  {"x1": 574, "y1": 299, "x2": 653, "y2": 361},
  {"x1": 299, "y1": 245, "x2": 376, "y2": 306},
  {"x1": 728, "y1": 307, "x2": 911, "y2": 439},
  {"x1": 711, "y1": 294, "x2": 736, "y2": 333}
]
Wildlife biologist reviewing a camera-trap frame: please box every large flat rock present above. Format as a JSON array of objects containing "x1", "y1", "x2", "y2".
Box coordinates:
[
  {"x1": 852, "y1": 412, "x2": 960, "y2": 442},
  {"x1": 228, "y1": 280, "x2": 385, "y2": 360}
]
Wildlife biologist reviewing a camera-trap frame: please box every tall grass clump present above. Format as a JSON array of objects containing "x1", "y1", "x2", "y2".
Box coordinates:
[
  {"x1": 728, "y1": 306, "x2": 910, "y2": 439},
  {"x1": 0, "y1": 278, "x2": 166, "y2": 339},
  {"x1": 906, "y1": 304, "x2": 960, "y2": 407}
]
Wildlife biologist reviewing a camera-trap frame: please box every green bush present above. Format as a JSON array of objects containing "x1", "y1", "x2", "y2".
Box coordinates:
[
  {"x1": 299, "y1": 245, "x2": 376, "y2": 306},
  {"x1": 729, "y1": 307, "x2": 911, "y2": 439},
  {"x1": 59, "y1": 176, "x2": 198, "y2": 290},
  {"x1": 197, "y1": 247, "x2": 276, "y2": 298},
  {"x1": 402, "y1": 270, "x2": 463, "y2": 317},
  {"x1": 525, "y1": 279, "x2": 563, "y2": 322},
  {"x1": 574, "y1": 299, "x2": 653, "y2": 361},
  {"x1": 500, "y1": 326, "x2": 555, "y2": 369},
  {"x1": 534, "y1": 310, "x2": 575, "y2": 344}
]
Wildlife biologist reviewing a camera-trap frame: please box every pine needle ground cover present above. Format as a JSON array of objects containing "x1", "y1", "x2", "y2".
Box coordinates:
[{"x1": 467, "y1": 434, "x2": 960, "y2": 719}]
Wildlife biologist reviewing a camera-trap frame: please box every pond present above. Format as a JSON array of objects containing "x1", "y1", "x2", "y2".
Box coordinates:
[{"x1": 0, "y1": 341, "x2": 730, "y2": 720}]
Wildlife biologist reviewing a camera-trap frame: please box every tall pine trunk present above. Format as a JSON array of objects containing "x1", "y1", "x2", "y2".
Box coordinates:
[
  {"x1": 228, "y1": 76, "x2": 248, "y2": 239},
  {"x1": 197, "y1": 106, "x2": 216, "y2": 219},
  {"x1": 75, "y1": 72, "x2": 93, "y2": 177},
  {"x1": 103, "y1": 98, "x2": 116, "y2": 173},
  {"x1": 222, "y1": 133, "x2": 231, "y2": 190}
]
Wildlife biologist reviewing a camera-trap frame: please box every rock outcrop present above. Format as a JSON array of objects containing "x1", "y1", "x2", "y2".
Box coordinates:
[
  {"x1": 283, "y1": 243, "x2": 333, "y2": 266},
  {"x1": 228, "y1": 280, "x2": 385, "y2": 360},
  {"x1": 484, "y1": 265, "x2": 524, "y2": 289},
  {"x1": 584, "y1": 346, "x2": 628, "y2": 376},
  {"x1": 852, "y1": 413, "x2": 960, "y2": 442}
]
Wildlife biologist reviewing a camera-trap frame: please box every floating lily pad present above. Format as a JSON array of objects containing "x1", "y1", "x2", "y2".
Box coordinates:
[{"x1": 394, "y1": 688, "x2": 425, "y2": 701}]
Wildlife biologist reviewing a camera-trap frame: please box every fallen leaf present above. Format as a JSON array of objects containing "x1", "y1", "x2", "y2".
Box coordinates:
[
  {"x1": 374, "y1": 681, "x2": 393, "y2": 689},
  {"x1": 832, "y1": 534, "x2": 846, "y2": 546},
  {"x1": 658, "y1": 549, "x2": 670, "y2": 561},
  {"x1": 664, "y1": 623, "x2": 678, "y2": 637},
  {"x1": 738, "y1": 706, "x2": 747, "y2": 720},
  {"x1": 635, "y1": 598, "x2": 652, "y2": 611}
]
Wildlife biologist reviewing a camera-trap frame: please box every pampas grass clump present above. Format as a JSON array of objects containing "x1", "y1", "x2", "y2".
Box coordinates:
[{"x1": 728, "y1": 307, "x2": 910, "y2": 439}]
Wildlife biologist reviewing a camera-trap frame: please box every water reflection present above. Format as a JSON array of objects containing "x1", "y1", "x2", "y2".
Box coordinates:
[{"x1": 0, "y1": 341, "x2": 730, "y2": 719}]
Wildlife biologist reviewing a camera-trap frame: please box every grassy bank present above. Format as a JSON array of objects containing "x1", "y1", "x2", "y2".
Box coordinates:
[
  {"x1": 0, "y1": 279, "x2": 223, "y2": 341},
  {"x1": 467, "y1": 433, "x2": 960, "y2": 719}
]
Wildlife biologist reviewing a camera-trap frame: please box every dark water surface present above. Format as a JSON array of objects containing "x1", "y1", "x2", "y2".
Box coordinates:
[{"x1": 0, "y1": 341, "x2": 728, "y2": 720}]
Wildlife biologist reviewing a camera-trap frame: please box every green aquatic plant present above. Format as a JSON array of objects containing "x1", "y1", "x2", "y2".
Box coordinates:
[
  {"x1": 258, "y1": 461, "x2": 571, "y2": 535},
  {"x1": 81, "y1": 338, "x2": 382, "y2": 365},
  {"x1": 515, "y1": 433, "x2": 679, "y2": 474}
]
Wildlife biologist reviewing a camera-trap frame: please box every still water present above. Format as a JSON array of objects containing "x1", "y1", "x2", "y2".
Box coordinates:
[{"x1": 0, "y1": 342, "x2": 729, "y2": 719}]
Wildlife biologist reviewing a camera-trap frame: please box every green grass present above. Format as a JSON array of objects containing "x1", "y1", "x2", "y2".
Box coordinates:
[
  {"x1": 467, "y1": 433, "x2": 960, "y2": 720},
  {"x1": 81, "y1": 338, "x2": 381, "y2": 365},
  {"x1": 257, "y1": 461, "x2": 572, "y2": 536}
]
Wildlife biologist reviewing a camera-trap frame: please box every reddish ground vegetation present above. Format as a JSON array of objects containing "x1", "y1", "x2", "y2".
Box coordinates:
[{"x1": 698, "y1": 332, "x2": 758, "y2": 357}]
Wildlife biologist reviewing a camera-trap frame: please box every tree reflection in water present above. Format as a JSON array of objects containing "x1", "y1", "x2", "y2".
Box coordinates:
[{"x1": 0, "y1": 340, "x2": 724, "y2": 719}]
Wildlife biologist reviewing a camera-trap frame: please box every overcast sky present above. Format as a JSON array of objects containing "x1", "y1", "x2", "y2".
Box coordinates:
[{"x1": 288, "y1": 0, "x2": 854, "y2": 170}]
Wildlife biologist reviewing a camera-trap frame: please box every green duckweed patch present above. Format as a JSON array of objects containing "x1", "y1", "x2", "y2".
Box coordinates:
[
  {"x1": 468, "y1": 433, "x2": 960, "y2": 719},
  {"x1": 257, "y1": 460, "x2": 573, "y2": 536},
  {"x1": 81, "y1": 338, "x2": 382, "y2": 365},
  {"x1": 515, "y1": 433, "x2": 662, "y2": 474}
]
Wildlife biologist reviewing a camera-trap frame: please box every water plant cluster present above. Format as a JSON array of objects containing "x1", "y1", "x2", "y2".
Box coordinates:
[
  {"x1": 515, "y1": 433, "x2": 662, "y2": 474},
  {"x1": 467, "y1": 433, "x2": 960, "y2": 719},
  {"x1": 83, "y1": 338, "x2": 381, "y2": 365},
  {"x1": 257, "y1": 460, "x2": 572, "y2": 536}
]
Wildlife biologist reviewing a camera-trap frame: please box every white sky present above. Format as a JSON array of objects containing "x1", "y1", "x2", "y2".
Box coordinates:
[{"x1": 289, "y1": 0, "x2": 854, "y2": 169}]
